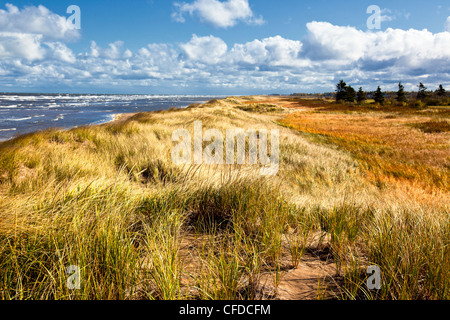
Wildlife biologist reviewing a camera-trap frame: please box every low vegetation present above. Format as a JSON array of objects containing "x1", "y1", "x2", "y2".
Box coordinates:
[{"x1": 0, "y1": 96, "x2": 448, "y2": 300}]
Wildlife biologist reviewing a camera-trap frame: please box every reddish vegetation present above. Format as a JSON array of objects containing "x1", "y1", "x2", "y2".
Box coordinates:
[{"x1": 259, "y1": 97, "x2": 450, "y2": 202}]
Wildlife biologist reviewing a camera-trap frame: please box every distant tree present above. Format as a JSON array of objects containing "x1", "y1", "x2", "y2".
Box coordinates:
[
  {"x1": 436, "y1": 84, "x2": 446, "y2": 97},
  {"x1": 345, "y1": 86, "x2": 356, "y2": 102},
  {"x1": 417, "y1": 82, "x2": 428, "y2": 99},
  {"x1": 396, "y1": 82, "x2": 407, "y2": 102},
  {"x1": 336, "y1": 80, "x2": 347, "y2": 102},
  {"x1": 356, "y1": 87, "x2": 366, "y2": 104},
  {"x1": 374, "y1": 86, "x2": 385, "y2": 104}
]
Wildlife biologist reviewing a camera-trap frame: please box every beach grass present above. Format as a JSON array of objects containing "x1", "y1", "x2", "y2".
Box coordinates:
[{"x1": 0, "y1": 96, "x2": 448, "y2": 300}]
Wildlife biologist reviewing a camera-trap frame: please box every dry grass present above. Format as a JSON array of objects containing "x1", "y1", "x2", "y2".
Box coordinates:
[
  {"x1": 0, "y1": 96, "x2": 448, "y2": 300},
  {"x1": 278, "y1": 102, "x2": 449, "y2": 197}
]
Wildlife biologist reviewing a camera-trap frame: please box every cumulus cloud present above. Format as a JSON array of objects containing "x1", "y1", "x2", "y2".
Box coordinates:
[
  {"x1": 0, "y1": 3, "x2": 80, "y2": 40},
  {"x1": 181, "y1": 34, "x2": 228, "y2": 63},
  {"x1": 1, "y1": 18, "x2": 450, "y2": 93},
  {"x1": 0, "y1": 4, "x2": 79, "y2": 62},
  {"x1": 88, "y1": 41, "x2": 132, "y2": 60},
  {"x1": 172, "y1": 0, "x2": 264, "y2": 28},
  {"x1": 229, "y1": 36, "x2": 307, "y2": 68},
  {"x1": 0, "y1": 32, "x2": 45, "y2": 61},
  {"x1": 303, "y1": 21, "x2": 450, "y2": 75},
  {"x1": 303, "y1": 22, "x2": 369, "y2": 61},
  {"x1": 45, "y1": 42, "x2": 76, "y2": 63}
]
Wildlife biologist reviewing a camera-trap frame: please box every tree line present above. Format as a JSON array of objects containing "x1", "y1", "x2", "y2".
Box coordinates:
[{"x1": 335, "y1": 80, "x2": 447, "y2": 106}]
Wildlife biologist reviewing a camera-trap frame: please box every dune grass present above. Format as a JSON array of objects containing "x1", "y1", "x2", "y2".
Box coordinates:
[{"x1": 0, "y1": 97, "x2": 448, "y2": 300}]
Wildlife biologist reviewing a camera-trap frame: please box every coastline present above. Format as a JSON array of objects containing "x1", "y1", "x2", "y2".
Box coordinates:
[
  {"x1": 0, "y1": 95, "x2": 448, "y2": 300},
  {"x1": 104, "y1": 99, "x2": 215, "y2": 125},
  {"x1": 0, "y1": 95, "x2": 219, "y2": 143}
]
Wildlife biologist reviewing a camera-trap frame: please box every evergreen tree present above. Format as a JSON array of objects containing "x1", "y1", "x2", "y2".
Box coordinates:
[
  {"x1": 417, "y1": 82, "x2": 428, "y2": 100},
  {"x1": 436, "y1": 84, "x2": 446, "y2": 97},
  {"x1": 345, "y1": 86, "x2": 356, "y2": 102},
  {"x1": 356, "y1": 87, "x2": 366, "y2": 104},
  {"x1": 374, "y1": 86, "x2": 384, "y2": 104},
  {"x1": 335, "y1": 80, "x2": 347, "y2": 102},
  {"x1": 396, "y1": 82, "x2": 407, "y2": 102}
]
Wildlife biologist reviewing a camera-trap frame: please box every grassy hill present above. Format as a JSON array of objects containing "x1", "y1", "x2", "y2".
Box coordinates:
[{"x1": 0, "y1": 96, "x2": 448, "y2": 300}]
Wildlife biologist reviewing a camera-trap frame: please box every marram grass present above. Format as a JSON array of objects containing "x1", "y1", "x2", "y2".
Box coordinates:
[{"x1": 0, "y1": 97, "x2": 448, "y2": 300}]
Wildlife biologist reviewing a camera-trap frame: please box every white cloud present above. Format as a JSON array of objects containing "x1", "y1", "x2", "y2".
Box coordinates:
[
  {"x1": 0, "y1": 3, "x2": 80, "y2": 40},
  {"x1": 0, "y1": 32, "x2": 45, "y2": 61},
  {"x1": 229, "y1": 36, "x2": 307, "y2": 68},
  {"x1": 303, "y1": 21, "x2": 450, "y2": 72},
  {"x1": 445, "y1": 16, "x2": 450, "y2": 32},
  {"x1": 89, "y1": 41, "x2": 130, "y2": 60},
  {"x1": 0, "y1": 4, "x2": 78, "y2": 62},
  {"x1": 172, "y1": 0, "x2": 264, "y2": 28},
  {"x1": 304, "y1": 22, "x2": 369, "y2": 61},
  {"x1": 45, "y1": 42, "x2": 76, "y2": 63},
  {"x1": 181, "y1": 34, "x2": 228, "y2": 63},
  {"x1": 1, "y1": 19, "x2": 450, "y2": 93}
]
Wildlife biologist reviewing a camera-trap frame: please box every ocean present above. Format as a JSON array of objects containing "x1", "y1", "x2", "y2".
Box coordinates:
[{"x1": 0, "y1": 94, "x2": 220, "y2": 142}]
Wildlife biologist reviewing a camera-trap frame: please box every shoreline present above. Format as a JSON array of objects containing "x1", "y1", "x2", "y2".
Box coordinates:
[
  {"x1": 0, "y1": 96, "x2": 448, "y2": 300},
  {"x1": 103, "y1": 99, "x2": 216, "y2": 125},
  {"x1": 0, "y1": 112, "x2": 144, "y2": 143},
  {"x1": 0, "y1": 103, "x2": 205, "y2": 143},
  {"x1": 0, "y1": 95, "x2": 221, "y2": 143}
]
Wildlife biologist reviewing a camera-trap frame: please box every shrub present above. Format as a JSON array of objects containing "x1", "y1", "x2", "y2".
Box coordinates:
[
  {"x1": 409, "y1": 100, "x2": 426, "y2": 109},
  {"x1": 424, "y1": 98, "x2": 443, "y2": 107}
]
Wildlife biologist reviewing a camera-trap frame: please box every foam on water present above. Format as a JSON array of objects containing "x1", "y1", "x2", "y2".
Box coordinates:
[
  {"x1": 0, "y1": 94, "x2": 222, "y2": 142},
  {"x1": 5, "y1": 117, "x2": 32, "y2": 121},
  {"x1": 52, "y1": 114, "x2": 65, "y2": 121}
]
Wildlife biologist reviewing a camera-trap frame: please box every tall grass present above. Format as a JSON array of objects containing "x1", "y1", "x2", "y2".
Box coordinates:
[{"x1": 0, "y1": 96, "x2": 448, "y2": 300}]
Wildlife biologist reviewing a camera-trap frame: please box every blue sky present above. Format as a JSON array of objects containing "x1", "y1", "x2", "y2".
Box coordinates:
[{"x1": 1, "y1": 0, "x2": 450, "y2": 94}]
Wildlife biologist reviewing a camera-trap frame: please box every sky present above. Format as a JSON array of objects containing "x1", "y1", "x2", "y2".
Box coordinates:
[{"x1": 0, "y1": 0, "x2": 450, "y2": 94}]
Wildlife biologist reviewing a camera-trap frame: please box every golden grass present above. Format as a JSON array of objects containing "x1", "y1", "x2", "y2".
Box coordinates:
[
  {"x1": 279, "y1": 108, "x2": 449, "y2": 200},
  {"x1": 0, "y1": 97, "x2": 448, "y2": 300}
]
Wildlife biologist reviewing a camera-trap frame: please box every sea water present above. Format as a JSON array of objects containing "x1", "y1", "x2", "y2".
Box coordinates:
[{"x1": 0, "y1": 94, "x2": 220, "y2": 141}]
